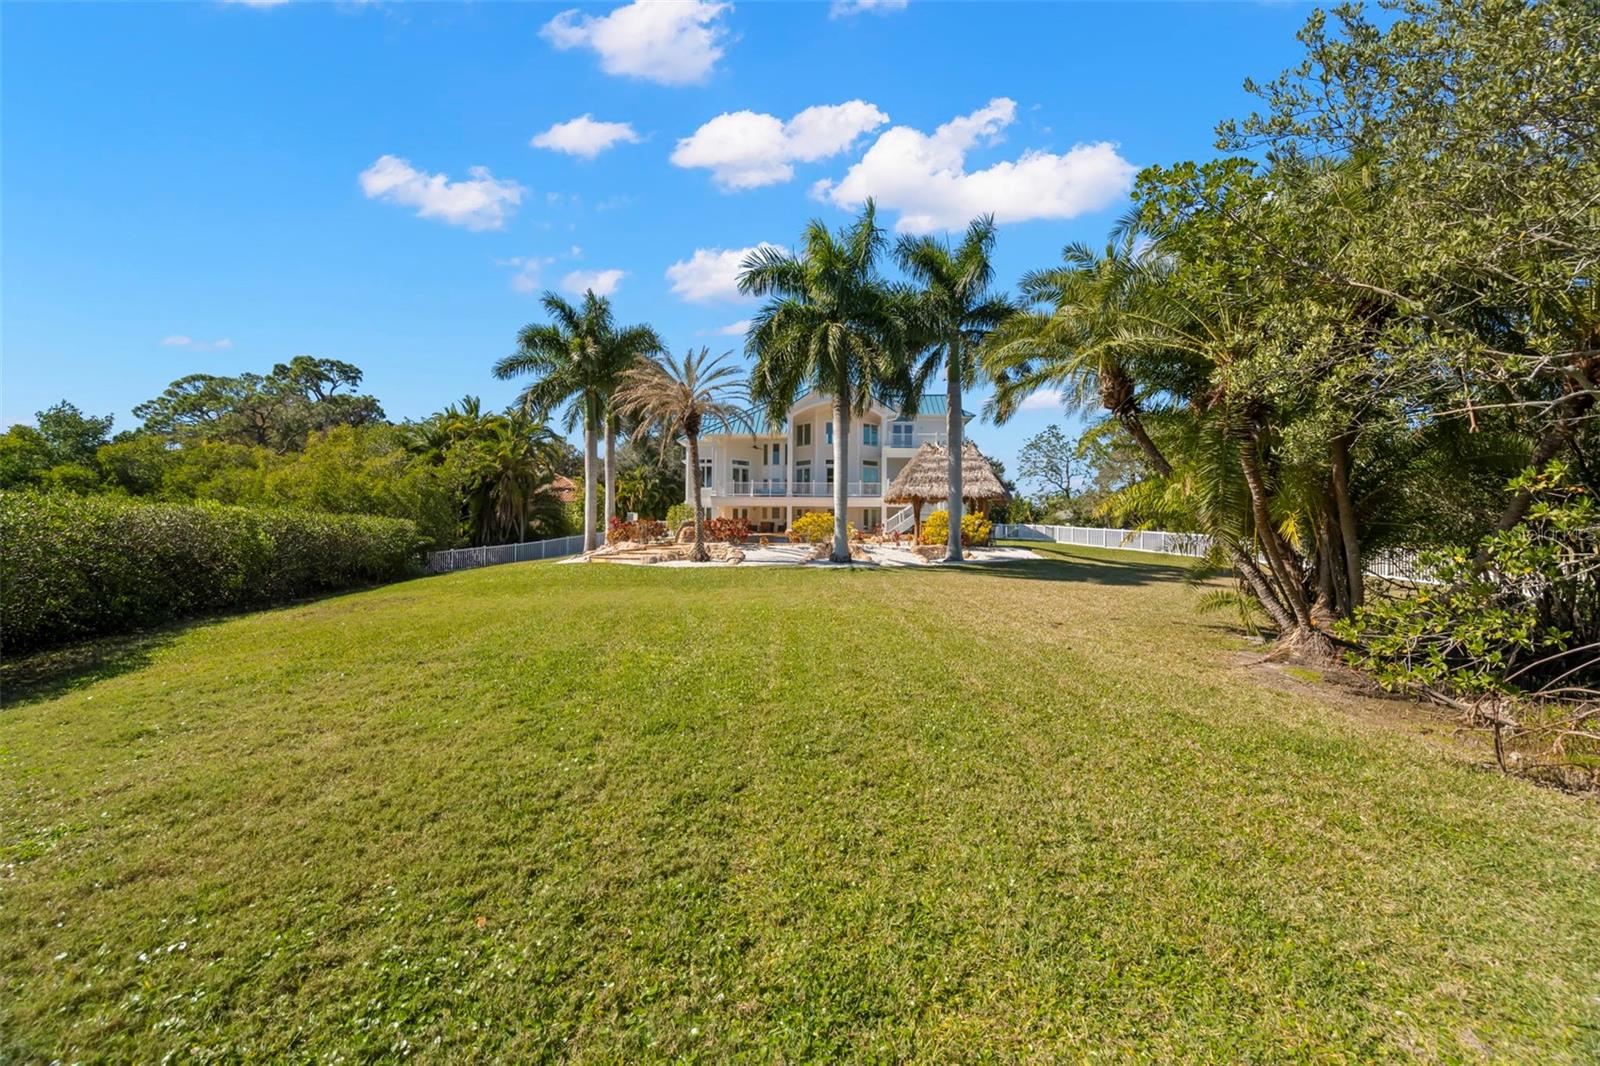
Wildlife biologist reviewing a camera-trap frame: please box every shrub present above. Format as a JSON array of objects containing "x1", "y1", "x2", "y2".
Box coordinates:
[
  {"x1": 920, "y1": 510, "x2": 993, "y2": 547},
  {"x1": 704, "y1": 516, "x2": 751, "y2": 543},
  {"x1": 788, "y1": 510, "x2": 852, "y2": 544},
  {"x1": 607, "y1": 516, "x2": 667, "y2": 543},
  {"x1": 665, "y1": 503, "x2": 693, "y2": 532},
  {"x1": 0, "y1": 491, "x2": 422, "y2": 651}
]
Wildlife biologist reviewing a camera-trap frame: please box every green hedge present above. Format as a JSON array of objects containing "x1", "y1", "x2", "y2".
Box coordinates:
[{"x1": 1, "y1": 491, "x2": 422, "y2": 650}]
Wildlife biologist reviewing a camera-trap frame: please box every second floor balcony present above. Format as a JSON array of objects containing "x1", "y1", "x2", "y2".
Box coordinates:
[{"x1": 711, "y1": 479, "x2": 884, "y2": 498}]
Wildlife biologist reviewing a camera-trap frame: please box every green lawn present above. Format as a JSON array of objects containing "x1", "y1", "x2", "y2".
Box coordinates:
[{"x1": 4, "y1": 544, "x2": 1598, "y2": 1062}]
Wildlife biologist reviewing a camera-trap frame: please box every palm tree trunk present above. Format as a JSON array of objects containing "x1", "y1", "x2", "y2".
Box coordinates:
[
  {"x1": 1329, "y1": 431, "x2": 1363, "y2": 609},
  {"x1": 583, "y1": 404, "x2": 599, "y2": 552},
  {"x1": 945, "y1": 342, "x2": 964, "y2": 562},
  {"x1": 832, "y1": 390, "x2": 851, "y2": 563},
  {"x1": 604, "y1": 414, "x2": 617, "y2": 533},
  {"x1": 1239, "y1": 435, "x2": 1312, "y2": 629},
  {"x1": 1118, "y1": 412, "x2": 1173, "y2": 478},
  {"x1": 686, "y1": 431, "x2": 709, "y2": 562},
  {"x1": 1121, "y1": 404, "x2": 1293, "y2": 632}
]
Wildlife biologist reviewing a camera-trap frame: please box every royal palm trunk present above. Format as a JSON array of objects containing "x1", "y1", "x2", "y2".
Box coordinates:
[
  {"x1": 945, "y1": 342, "x2": 964, "y2": 561},
  {"x1": 832, "y1": 391, "x2": 851, "y2": 563}
]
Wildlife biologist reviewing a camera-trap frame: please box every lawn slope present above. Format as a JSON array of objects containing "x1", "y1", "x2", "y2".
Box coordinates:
[{"x1": 3, "y1": 546, "x2": 1598, "y2": 1061}]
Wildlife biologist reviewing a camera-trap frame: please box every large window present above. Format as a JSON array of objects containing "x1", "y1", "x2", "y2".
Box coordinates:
[
  {"x1": 763, "y1": 442, "x2": 783, "y2": 465},
  {"x1": 698, "y1": 459, "x2": 713, "y2": 488},
  {"x1": 796, "y1": 423, "x2": 812, "y2": 447},
  {"x1": 862, "y1": 459, "x2": 880, "y2": 486},
  {"x1": 891, "y1": 421, "x2": 914, "y2": 447},
  {"x1": 795, "y1": 461, "x2": 812, "y2": 485},
  {"x1": 825, "y1": 421, "x2": 833, "y2": 445},
  {"x1": 825, "y1": 459, "x2": 835, "y2": 484},
  {"x1": 730, "y1": 460, "x2": 750, "y2": 487},
  {"x1": 863, "y1": 424, "x2": 879, "y2": 446}
]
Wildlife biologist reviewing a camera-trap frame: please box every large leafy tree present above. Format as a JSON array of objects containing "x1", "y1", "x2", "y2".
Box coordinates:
[
  {"x1": 493, "y1": 291, "x2": 662, "y2": 552},
  {"x1": 613, "y1": 348, "x2": 747, "y2": 561},
  {"x1": 895, "y1": 216, "x2": 1015, "y2": 560},
  {"x1": 133, "y1": 358, "x2": 384, "y2": 452},
  {"x1": 739, "y1": 201, "x2": 912, "y2": 562}
]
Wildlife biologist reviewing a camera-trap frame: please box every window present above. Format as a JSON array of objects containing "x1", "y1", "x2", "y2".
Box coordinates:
[
  {"x1": 825, "y1": 421, "x2": 833, "y2": 445},
  {"x1": 796, "y1": 424, "x2": 812, "y2": 447},
  {"x1": 891, "y1": 420, "x2": 914, "y2": 447},
  {"x1": 731, "y1": 460, "x2": 750, "y2": 487},
  {"x1": 862, "y1": 460, "x2": 879, "y2": 485},
  {"x1": 863, "y1": 424, "x2": 879, "y2": 446},
  {"x1": 825, "y1": 459, "x2": 834, "y2": 484},
  {"x1": 698, "y1": 459, "x2": 713, "y2": 488},
  {"x1": 766, "y1": 442, "x2": 782, "y2": 465},
  {"x1": 796, "y1": 461, "x2": 812, "y2": 485}
]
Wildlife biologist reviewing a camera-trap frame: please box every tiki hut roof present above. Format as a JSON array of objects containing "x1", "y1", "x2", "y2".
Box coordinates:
[{"x1": 884, "y1": 441, "x2": 1009, "y2": 505}]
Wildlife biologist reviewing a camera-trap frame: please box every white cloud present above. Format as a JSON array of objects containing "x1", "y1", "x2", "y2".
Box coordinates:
[
  {"x1": 714, "y1": 319, "x2": 751, "y2": 336},
  {"x1": 499, "y1": 256, "x2": 556, "y2": 294},
  {"x1": 541, "y1": 0, "x2": 730, "y2": 86},
  {"x1": 830, "y1": 0, "x2": 908, "y2": 17},
  {"x1": 665, "y1": 244, "x2": 784, "y2": 302},
  {"x1": 532, "y1": 115, "x2": 641, "y2": 159},
  {"x1": 358, "y1": 154, "x2": 524, "y2": 231},
  {"x1": 672, "y1": 101, "x2": 889, "y2": 190},
  {"x1": 561, "y1": 268, "x2": 627, "y2": 296},
  {"x1": 813, "y1": 98, "x2": 1137, "y2": 234},
  {"x1": 161, "y1": 335, "x2": 234, "y2": 352},
  {"x1": 1017, "y1": 390, "x2": 1067, "y2": 412}
]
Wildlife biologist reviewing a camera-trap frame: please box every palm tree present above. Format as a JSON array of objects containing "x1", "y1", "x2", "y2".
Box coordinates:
[
  {"x1": 895, "y1": 216, "x2": 1015, "y2": 560},
  {"x1": 738, "y1": 200, "x2": 913, "y2": 562},
  {"x1": 613, "y1": 348, "x2": 747, "y2": 562},
  {"x1": 493, "y1": 291, "x2": 661, "y2": 552},
  {"x1": 982, "y1": 237, "x2": 1303, "y2": 636}
]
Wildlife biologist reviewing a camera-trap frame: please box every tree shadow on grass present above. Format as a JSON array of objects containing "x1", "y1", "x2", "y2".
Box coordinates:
[
  {"x1": 2, "y1": 629, "x2": 180, "y2": 710},
  {"x1": 952, "y1": 547, "x2": 1196, "y2": 587}
]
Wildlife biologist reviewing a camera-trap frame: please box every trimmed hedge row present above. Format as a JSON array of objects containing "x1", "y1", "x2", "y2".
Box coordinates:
[{"x1": 1, "y1": 491, "x2": 422, "y2": 650}]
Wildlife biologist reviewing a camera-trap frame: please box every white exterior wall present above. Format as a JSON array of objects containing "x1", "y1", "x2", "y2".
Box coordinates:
[{"x1": 689, "y1": 393, "x2": 962, "y2": 531}]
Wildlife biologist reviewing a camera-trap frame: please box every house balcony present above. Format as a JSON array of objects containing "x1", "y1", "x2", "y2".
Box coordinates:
[
  {"x1": 884, "y1": 431, "x2": 949, "y2": 454},
  {"x1": 710, "y1": 480, "x2": 884, "y2": 500}
]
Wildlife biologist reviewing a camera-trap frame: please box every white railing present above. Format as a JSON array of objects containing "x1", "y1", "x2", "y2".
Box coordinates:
[
  {"x1": 717, "y1": 481, "x2": 883, "y2": 498},
  {"x1": 994, "y1": 523, "x2": 1439, "y2": 583},
  {"x1": 426, "y1": 532, "x2": 605, "y2": 574},
  {"x1": 716, "y1": 479, "x2": 790, "y2": 497},
  {"x1": 887, "y1": 431, "x2": 948, "y2": 449},
  {"x1": 883, "y1": 506, "x2": 915, "y2": 535}
]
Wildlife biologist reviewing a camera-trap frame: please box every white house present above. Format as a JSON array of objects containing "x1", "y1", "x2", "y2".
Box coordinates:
[{"x1": 684, "y1": 389, "x2": 971, "y2": 534}]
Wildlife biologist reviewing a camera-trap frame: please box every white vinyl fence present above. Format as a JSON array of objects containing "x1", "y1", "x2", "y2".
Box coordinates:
[
  {"x1": 995, "y1": 523, "x2": 1437, "y2": 584},
  {"x1": 426, "y1": 533, "x2": 604, "y2": 574}
]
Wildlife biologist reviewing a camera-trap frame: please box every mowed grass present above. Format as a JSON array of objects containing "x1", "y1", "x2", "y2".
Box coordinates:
[{"x1": 3, "y1": 545, "x2": 1598, "y2": 1062}]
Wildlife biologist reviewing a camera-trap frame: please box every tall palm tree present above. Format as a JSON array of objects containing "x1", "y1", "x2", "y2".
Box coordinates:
[
  {"x1": 738, "y1": 200, "x2": 912, "y2": 562},
  {"x1": 613, "y1": 348, "x2": 747, "y2": 562},
  {"x1": 895, "y1": 215, "x2": 1015, "y2": 560},
  {"x1": 493, "y1": 291, "x2": 661, "y2": 552}
]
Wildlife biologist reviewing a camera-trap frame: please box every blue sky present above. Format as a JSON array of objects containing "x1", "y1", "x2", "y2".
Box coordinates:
[{"x1": 2, "y1": 0, "x2": 1315, "y2": 478}]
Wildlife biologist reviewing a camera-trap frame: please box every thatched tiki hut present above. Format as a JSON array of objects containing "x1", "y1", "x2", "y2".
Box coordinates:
[{"x1": 884, "y1": 441, "x2": 1008, "y2": 540}]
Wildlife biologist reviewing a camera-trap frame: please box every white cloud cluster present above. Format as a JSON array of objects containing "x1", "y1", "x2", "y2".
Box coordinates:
[
  {"x1": 1017, "y1": 389, "x2": 1068, "y2": 412},
  {"x1": 498, "y1": 255, "x2": 555, "y2": 294},
  {"x1": 359, "y1": 155, "x2": 524, "y2": 230},
  {"x1": 665, "y1": 244, "x2": 783, "y2": 302},
  {"x1": 830, "y1": 0, "x2": 908, "y2": 17},
  {"x1": 541, "y1": 0, "x2": 730, "y2": 86},
  {"x1": 531, "y1": 115, "x2": 641, "y2": 159},
  {"x1": 161, "y1": 335, "x2": 234, "y2": 351},
  {"x1": 813, "y1": 98, "x2": 1136, "y2": 234},
  {"x1": 561, "y1": 268, "x2": 627, "y2": 297},
  {"x1": 713, "y1": 319, "x2": 751, "y2": 336},
  {"x1": 671, "y1": 101, "x2": 889, "y2": 190}
]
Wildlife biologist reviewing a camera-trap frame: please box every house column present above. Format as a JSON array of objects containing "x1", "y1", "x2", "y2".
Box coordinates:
[
  {"x1": 684, "y1": 445, "x2": 694, "y2": 505},
  {"x1": 786, "y1": 417, "x2": 796, "y2": 531}
]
